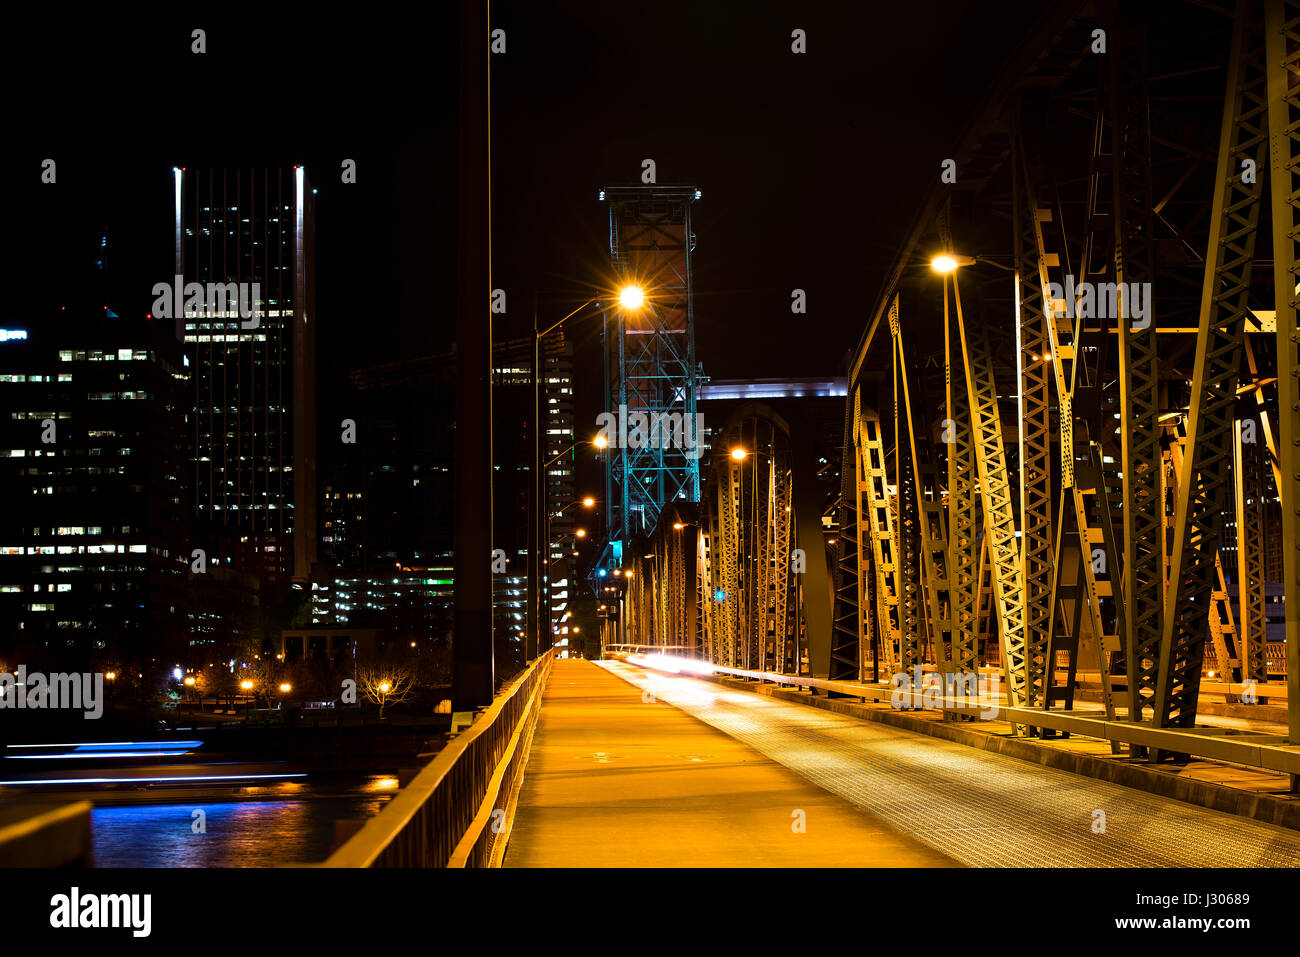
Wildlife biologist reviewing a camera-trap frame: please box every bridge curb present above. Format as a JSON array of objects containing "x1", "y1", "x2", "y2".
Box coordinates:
[{"x1": 710, "y1": 676, "x2": 1300, "y2": 834}]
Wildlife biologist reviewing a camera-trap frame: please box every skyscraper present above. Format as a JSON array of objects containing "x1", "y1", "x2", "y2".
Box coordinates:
[
  {"x1": 173, "y1": 167, "x2": 316, "y2": 584},
  {"x1": 0, "y1": 308, "x2": 188, "y2": 668}
]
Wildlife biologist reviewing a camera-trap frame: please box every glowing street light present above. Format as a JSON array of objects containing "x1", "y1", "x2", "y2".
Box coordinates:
[
  {"x1": 279, "y1": 683, "x2": 292, "y2": 694},
  {"x1": 582, "y1": 496, "x2": 596, "y2": 508},
  {"x1": 593, "y1": 434, "x2": 609, "y2": 450},
  {"x1": 575, "y1": 528, "x2": 587, "y2": 538},
  {"x1": 730, "y1": 447, "x2": 748, "y2": 461},
  {"x1": 618, "y1": 283, "x2": 646, "y2": 311},
  {"x1": 930, "y1": 253, "x2": 977, "y2": 273}
]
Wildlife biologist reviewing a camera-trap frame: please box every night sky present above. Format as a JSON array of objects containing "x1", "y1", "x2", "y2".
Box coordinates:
[{"x1": 1, "y1": 2, "x2": 1047, "y2": 499}]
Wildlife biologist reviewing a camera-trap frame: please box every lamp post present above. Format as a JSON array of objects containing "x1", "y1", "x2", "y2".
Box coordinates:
[
  {"x1": 530, "y1": 287, "x2": 644, "y2": 661},
  {"x1": 729, "y1": 444, "x2": 775, "y2": 672}
]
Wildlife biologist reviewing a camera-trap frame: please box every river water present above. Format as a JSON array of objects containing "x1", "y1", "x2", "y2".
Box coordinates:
[{"x1": 90, "y1": 776, "x2": 397, "y2": 867}]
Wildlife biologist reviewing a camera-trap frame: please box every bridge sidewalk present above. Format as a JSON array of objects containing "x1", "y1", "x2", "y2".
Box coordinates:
[{"x1": 502, "y1": 658, "x2": 957, "y2": 867}]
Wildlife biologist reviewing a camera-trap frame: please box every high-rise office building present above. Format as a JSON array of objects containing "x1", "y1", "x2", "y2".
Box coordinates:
[
  {"x1": 173, "y1": 166, "x2": 316, "y2": 583},
  {"x1": 0, "y1": 309, "x2": 188, "y2": 667},
  {"x1": 538, "y1": 334, "x2": 577, "y2": 631}
]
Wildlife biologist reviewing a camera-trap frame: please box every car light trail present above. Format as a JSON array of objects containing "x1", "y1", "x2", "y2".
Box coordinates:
[
  {"x1": 1, "y1": 772, "x2": 307, "y2": 786},
  {"x1": 4, "y1": 741, "x2": 202, "y2": 759}
]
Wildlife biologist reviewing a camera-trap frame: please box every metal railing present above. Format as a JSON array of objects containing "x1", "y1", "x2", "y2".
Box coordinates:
[
  {"x1": 322, "y1": 649, "x2": 554, "y2": 868},
  {"x1": 625, "y1": 657, "x2": 1300, "y2": 779}
]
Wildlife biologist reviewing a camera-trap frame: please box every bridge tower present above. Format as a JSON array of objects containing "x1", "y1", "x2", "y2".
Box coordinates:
[{"x1": 597, "y1": 185, "x2": 701, "y2": 566}]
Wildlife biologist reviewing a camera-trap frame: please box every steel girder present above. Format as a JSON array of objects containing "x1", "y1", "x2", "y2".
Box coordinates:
[
  {"x1": 771, "y1": 456, "x2": 795, "y2": 673},
  {"x1": 1016, "y1": 131, "x2": 1122, "y2": 723},
  {"x1": 828, "y1": 392, "x2": 866, "y2": 681},
  {"x1": 697, "y1": 409, "x2": 808, "y2": 674},
  {"x1": 891, "y1": 296, "x2": 955, "y2": 676},
  {"x1": 1013, "y1": 137, "x2": 1057, "y2": 709},
  {"x1": 1264, "y1": 0, "x2": 1300, "y2": 744},
  {"x1": 945, "y1": 279, "x2": 981, "y2": 674},
  {"x1": 1107, "y1": 20, "x2": 1169, "y2": 727},
  {"x1": 1156, "y1": 0, "x2": 1267, "y2": 731},
  {"x1": 719, "y1": 462, "x2": 741, "y2": 667},
  {"x1": 602, "y1": 187, "x2": 700, "y2": 546},
  {"x1": 859, "y1": 408, "x2": 902, "y2": 678},
  {"x1": 949, "y1": 264, "x2": 1030, "y2": 708},
  {"x1": 1234, "y1": 415, "x2": 1268, "y2": 682},
  {"x1": 893, "y1": 322, "x2": 926, "y2": 673}
]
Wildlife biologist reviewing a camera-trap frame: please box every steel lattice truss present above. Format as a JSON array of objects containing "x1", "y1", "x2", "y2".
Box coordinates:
[
  {"x1": 828, "y1": 0, "x2": 1299, "y2": 747},
  {"x1": 604, "y1": 0, "x2": 1300, "y2": 757},
  {"x1": 601, "y1": 187, "x2": 701, "y2": 547}
]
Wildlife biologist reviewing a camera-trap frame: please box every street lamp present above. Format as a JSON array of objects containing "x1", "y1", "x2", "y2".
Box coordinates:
[
  {"x1": 930, "y1": 252, "x2": 1011, "y2": 273},
  {"x1": 618, "y1": 283, "x2": 646, "y2": 311},
  {"x1": 727, "y1": 444, "x2": 778, "y2": 670},
  {"x1": 930, "y1": 253, "x2": 974, "y2": 273},
  {"x1": 532, "y1": 289, "x2": 648, "y2": 662}
]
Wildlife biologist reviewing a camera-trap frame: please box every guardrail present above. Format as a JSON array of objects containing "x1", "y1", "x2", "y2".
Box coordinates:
[
  {"x1": 626, "y1": 655, "x2": 1300, "y2": 781},
  {"x1": 322, "y1": 650, "x2": 554, "y2": 868},
  {"x1": 0, "y1": 801, "x2": 93, "y2": 867}
]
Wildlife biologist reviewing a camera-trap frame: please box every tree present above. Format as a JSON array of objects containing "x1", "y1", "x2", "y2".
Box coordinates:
[{"x1": 358, "y1": 665, "x2": 414, "y2": 719}]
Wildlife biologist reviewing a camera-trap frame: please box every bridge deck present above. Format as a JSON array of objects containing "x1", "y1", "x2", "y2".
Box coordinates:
[
  {"x1": 599, "y1": 661, "x2": 1300, "y2": 867},
  {"x1": 503, "y1": 658, "x2": 957, "y2": 867}
]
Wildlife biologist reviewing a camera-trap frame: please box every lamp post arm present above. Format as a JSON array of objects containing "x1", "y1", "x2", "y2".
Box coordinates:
[{"x1": 537, "y1": 297, "x2": 601, "y2": 341}]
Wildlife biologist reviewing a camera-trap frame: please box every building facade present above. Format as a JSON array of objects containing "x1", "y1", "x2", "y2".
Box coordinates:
[
  {"x1": 0, "y1": 309, "x2": 189, "y2": 669},
  {"x1": 174, "y1": 166, "x2": 317, "y2": 584}
]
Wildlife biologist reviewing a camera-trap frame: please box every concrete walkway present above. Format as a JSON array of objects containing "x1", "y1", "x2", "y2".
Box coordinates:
[{"x1": 503, "y1": 658, "x2": 957, "y2": 867}]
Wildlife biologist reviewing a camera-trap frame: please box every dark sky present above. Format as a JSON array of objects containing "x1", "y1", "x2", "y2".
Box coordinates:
[
  {"x1": 491, "y1": 1, "x2": 1048, "y2": 377},
  {"x1": 1, "y1": 2, "x2": 1048, "y2": 499}
]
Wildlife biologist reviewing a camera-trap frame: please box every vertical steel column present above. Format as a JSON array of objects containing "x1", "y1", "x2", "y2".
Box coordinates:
[
  {"x1": 892, "y1": 296, "x2": 953, "y2": 675},
  {"x1": 951, "y1": 269, "x2": 1029, "y2": 708},
  {"x1": 452, "y1": 0, "x2": 494, "y2": 709},
  {"x1": 1109, "y1": 26, "x2": 1165, "y2": 726},
  {"x1": 1157, "y1": 0, "x2": 1266, "y2": 731},
  {"x1": 1013, "y1": 141, "x2": 1055, "y2": 709},
  {"x1": 1264, "y1": 0, "x2": 1300, "y2": 745},
  {"x1": 894, "y1": 326, "x2": 924, "y2": 671},
  {"x1": 945, "y1": 270, "x2": 981, "y2": 674},
  {"x1": 862, "y1": 413, "x2": 902, "y2": 677},
  {"x1": 1234, "y1": 416, "x2": 1268, "y2": 682},
  {"x1": 828, "y1": 392, "x2": 866, "y2": 680}
]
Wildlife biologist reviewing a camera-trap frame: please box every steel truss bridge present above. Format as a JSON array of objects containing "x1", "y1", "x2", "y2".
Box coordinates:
[
  {"x1": 321, "y1": 0, "x2": 1300, "y2": 870},
  {"x1": 606, "y1": 0, "x2": 1300, "y2": 769}
]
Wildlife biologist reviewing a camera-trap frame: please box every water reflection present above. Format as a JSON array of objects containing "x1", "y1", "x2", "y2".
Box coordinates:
[{"x1": 92, "y1": 777, "x2": 394, "y2": 867}]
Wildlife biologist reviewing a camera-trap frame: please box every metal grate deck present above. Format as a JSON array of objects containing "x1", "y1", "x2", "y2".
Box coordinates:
[{"x1": 602, "y1": 662, "x2": 1300, "y2": 867}]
